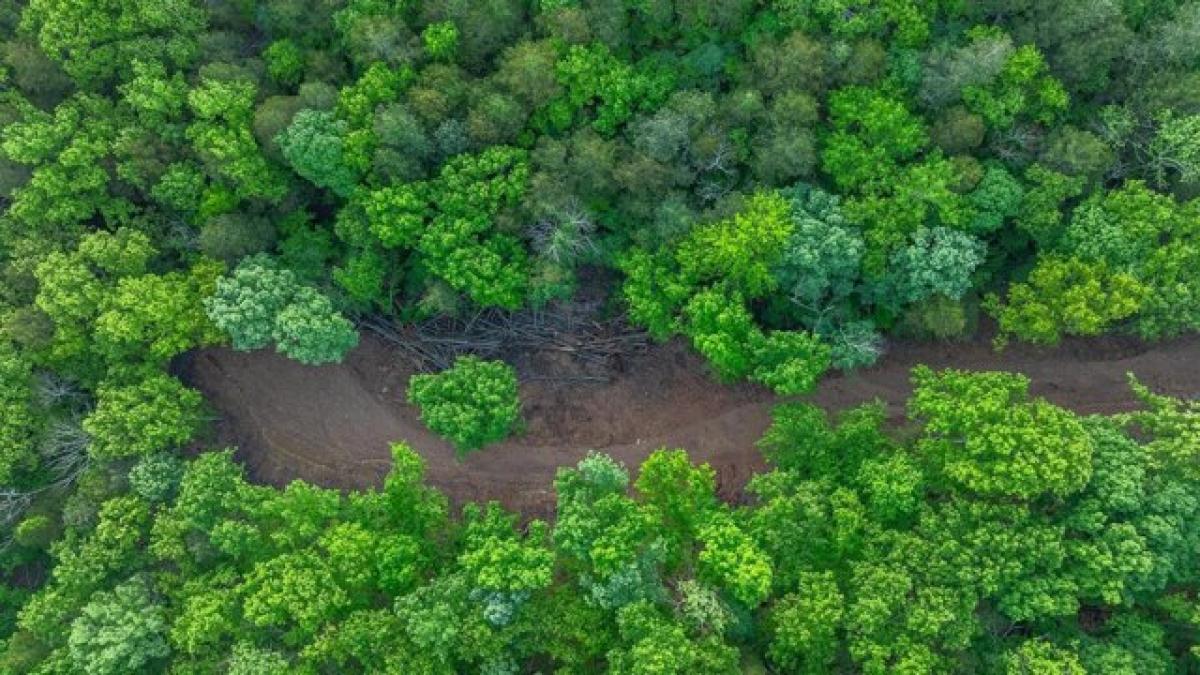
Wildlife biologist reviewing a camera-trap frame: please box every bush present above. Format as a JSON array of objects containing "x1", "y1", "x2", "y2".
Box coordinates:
[{"x1": 407, "y1": 356, "x2": 520, "y2": 454}]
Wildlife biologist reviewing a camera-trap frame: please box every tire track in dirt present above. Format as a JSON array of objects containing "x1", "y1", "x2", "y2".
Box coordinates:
[{"x1": 181, "y1": 330, "x2": 1200, "y2": 515}]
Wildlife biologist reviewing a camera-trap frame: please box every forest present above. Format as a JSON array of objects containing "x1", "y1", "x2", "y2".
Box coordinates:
[{"x1": 0, "y1": 0, "x2": 1199, "y2": 672}]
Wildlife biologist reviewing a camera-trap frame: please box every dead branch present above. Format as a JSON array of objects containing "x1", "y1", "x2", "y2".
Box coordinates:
[{"x1": 362, "y1": 304, "x2": 650, "y2": 378}]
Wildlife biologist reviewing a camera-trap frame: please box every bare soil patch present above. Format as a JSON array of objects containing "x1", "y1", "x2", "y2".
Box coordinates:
[{"x1": 180, "y1": 329, "x2": 1200, "y2": 518}]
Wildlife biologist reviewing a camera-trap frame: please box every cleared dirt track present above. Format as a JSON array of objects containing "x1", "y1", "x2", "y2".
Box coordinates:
[{"x1": 182, "y1": 330, "x2": 1200, "y2": 517}]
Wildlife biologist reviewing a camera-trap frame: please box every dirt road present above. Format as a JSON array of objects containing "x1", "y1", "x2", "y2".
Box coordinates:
[{"x1": 181, "y1": 331, "x2": 1200, "y2": 517}]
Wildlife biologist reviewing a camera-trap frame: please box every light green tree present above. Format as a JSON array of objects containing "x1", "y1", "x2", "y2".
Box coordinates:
[{"x1": 407, "y1": 356, "x2": 520, "y2": 454}]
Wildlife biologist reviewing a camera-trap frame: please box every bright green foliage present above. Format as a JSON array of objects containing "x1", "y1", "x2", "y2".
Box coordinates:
[
  {"x1": 683, "y1": 289, "x2": 758, "y2": 381},
  {"x1": 361, "y1": 183, "x2": 428, "y2": 249},
  {"x1": 187, "y1": 78, "x2": 287, "y2": 203},
  {"x1": 822, "y1": 86, "x2": 928, "y2": 191},
  {"x1": 609, "y1": 598, "x2": 739, "y2": 672},
  {"x1": 768, "y1": 571, "x2": 844, "y2": 674},
  {"x1": 336, "y1": 62, "x2": 415, "y2": 128},
  {"x1": 0, "y1": 0, "x2": 1189, "y2": 398},
  {"x1": 4, "y1": 3, "x2": 1200, "y2": 673},
  {"x1": 620, "y1": 190, "x2": 838, "y2": 391},
  {"x1": 756, "y1": 401, "x2": 891, "y2": 480},
  {"x1": 94, "y1": 260, "x2": 223, "y2": 364},
  {"x1": 845, "y1": 156, "x2": 974, "y2": 272},
  {"x1": 241, "y1": 552, "x2": 351, "y2": 645},
  {"x1": 12, "y1": 377, "x2": 1200, "y2": 672},
  {"x1": 554, "y1": 454, "x2": 666, "y2": 610},
  {"x1": 264, "y1": 39, "x2": 305, "y2": 87},
  {"x1": 617, "y1": 248, "x2": 693, "y2": 341},
  {"x1": 205, "y1": 255, "x2": 359, "y2": 365},
  {"x1": 21, "y1": 0, "x2": 204, "y2": 84},
  {"x1": 67, "y1": 577, "x2": 168, "y2": 675},
  {"x1": 910, "y1": 366, "x2": 1094, "y2": 499},
  {"x1": 1, "y1": 95, "x2": 121, "y2": 236},
  {"x1": 677, "y1": 191, "x2": 793, "y2": 298},
  {"x1": 696, "y1": 515, "x2": 772, "y2": 607},
  {"x1": 772, "y1": 0, "x2": 936, "y2": 46},
  {"x1": 1005, "y1": 640, "x2": 1085, "y2": 675},
  {"x1": 988, "y1": 257, "x2": 1147, "y2": 346},
  {"x1": 30, "y1": 228, "x2": 221, "y2": 379},
  {"x1": 0, "y1": 346, "x2": 40, "y2": 484},
  {"x1": 555, "y1": 43, "x2": 674, "y2": 136},
  {"x1": 607, "y1": 600, "x2": 739, "y2": 675},
  {"x1": 459, "y1": 503, "x2": 554, "y2": 609},
  {"x1": 1062, "y1": 181, "x2": 1186, "y2": 269},
  {"x1": 119, "y1": 60, "x2": 188, "y2": 127},
  {"x1": 961, "y1": 41, "x2": 1069, "y2": 130},
  {"x1": 1054, "y1": 182, "x2": 1200, "y2": 339},
  {"x1": 228, "y1": 643, "x2": 291, "y2": 674},
  {"x1": 750, "y1": 330, "x2": 832, "y2": 396},
  {"x1": 407, "y1": 356, "x2": 520, "y2": 454},
  {"x1": 682, "y1": 288, "x2": 830, "y2": 393},
  {"x1": 343, "y1": 145, "x2": 531, "y2": 309},
  {"x1": 1017, "y1": 165, "x2": 1086, "y2": 249},
  {"x1": 422, "y1": 22, "x2": 459, "y2": 62},
  {"x1": 634, "y1": 449, "x2": 718, "y2": 563},
  {"x1": 82, "y1": 374, "x2": 203, "y2": 460}
]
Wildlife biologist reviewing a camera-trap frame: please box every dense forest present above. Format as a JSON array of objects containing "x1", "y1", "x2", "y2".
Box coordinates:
[{"x1": 0, "y1": 0, "x2": 1199, "y2": 672}]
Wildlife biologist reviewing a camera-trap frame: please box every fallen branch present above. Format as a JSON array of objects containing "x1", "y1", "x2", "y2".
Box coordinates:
[{"x1": 362, "y1": 304, "x2": 649, "y2": 378}]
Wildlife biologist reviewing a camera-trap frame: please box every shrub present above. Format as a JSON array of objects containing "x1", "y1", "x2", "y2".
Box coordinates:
[{"x1": 407, "y1": 356, "x2": 520, "y2": 454}]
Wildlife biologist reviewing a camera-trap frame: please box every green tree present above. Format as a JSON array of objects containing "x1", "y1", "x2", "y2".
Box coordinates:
[
  {"x1": 910, "y1": 366, "x2": 1094, "y2": 499},
  {"x1": 821, "y1": 86, "x2": 928, "y2": 191},
  {"x1": 82, "y1": 374, "x2": 203, "y2": 460},
  {"x1": 0, "y1": 346, "x2": 41, "y2": 484},
  {"x1": 22, "y1": 0, "x2": 205, "y2": 84},
  {"x1": 271, "y1": 287, "x2": 359, "y2": 366},
  {"x1": 94, "y1": 261, "x2": 224, "y2": 365},
  {"x1": 187, "y1": 78, "x2": 287, "y2": 203},
  {"x1": 987, "y1": 257, "x2": 1147, "y2": 346},
  {"x1": 264, "y1": 39, "x2": 305, "y2": 87},
  {"x1": 67, "y1": 577, "x2": 168, "y2": 675},
  {"x1": 768, "y1": 571, "x2": 844, "y2": 674},
  {"x1": 407, "y1": 356, "x2": 520, "y2": 454},
  {"x1": 883, "y1": 227, "x2": 985, "y2": 307},
  {"x1": 634, "y1": 449, "x2": 718, "y2": 564},
  {"x1": 696, "y1": 514, "x2": 773, "y2": 607},
  {"x1": 683, "y1": 289, "x2": 759, "y2": 381},
  {"x1": 676, "y1": 191, "x2": 794, "y2": 299},
  {"x1": 205, "y1": 255, "x2": 358, "y2": 365},
  {"x1": 555, "y1": 43, "x2": 674, "y2": 136},
  {"x1": 750, "y1": 330, "x2": 832, "y2": 396},
  {"x1": 204, "y1": 255, "x2": 299, "y2": 351},
  {"x1": 1005, "y1": 640, "x2": 1085, "y2": 675},
  {"x1": 277, "y1": 109, "x2": 360, "y2": 198},
  {"x1": 772, "y1": 185, "x2": 864, "y2": 312},
  {"x1": 607, "y1": 600, "x2": 739, "y2": 674},
  {"x1": 422, "y1": 21, "x2": 459, "y2": 62}
]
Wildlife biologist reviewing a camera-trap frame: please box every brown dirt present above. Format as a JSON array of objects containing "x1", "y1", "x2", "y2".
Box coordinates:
[{"x1": 180, "y1": 329, "x2": 1200, "y2": 518}]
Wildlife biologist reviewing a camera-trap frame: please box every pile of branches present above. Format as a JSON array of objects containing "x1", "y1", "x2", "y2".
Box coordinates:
[{"x1": 362, "y1": 303, "x2": 649, "y2": 378}]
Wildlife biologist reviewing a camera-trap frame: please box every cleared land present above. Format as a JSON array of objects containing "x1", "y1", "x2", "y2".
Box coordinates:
[{"x1": 182, "y1": 330, "x2": 1200, "y2": 518}]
